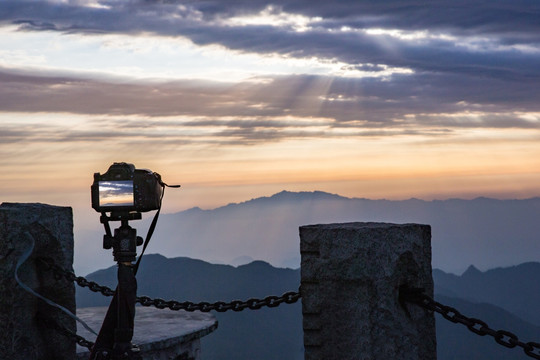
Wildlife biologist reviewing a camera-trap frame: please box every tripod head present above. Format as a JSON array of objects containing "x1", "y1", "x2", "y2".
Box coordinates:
[{"x1": 100, "y1": 212, "x2": 143, "y2": 264}]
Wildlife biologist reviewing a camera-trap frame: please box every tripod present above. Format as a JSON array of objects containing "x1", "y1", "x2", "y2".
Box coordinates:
[{"x1": 90, "y1": 212, "x2": 143, "y2": 360}]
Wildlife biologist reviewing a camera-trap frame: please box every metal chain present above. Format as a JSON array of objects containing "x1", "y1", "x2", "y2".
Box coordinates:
[
  {"x1": 39, "y1": 258, "x2": 302, "y2": 312},
  {"x1": 39, "y1": 258, "x2": 116, "y2": 297},
  {"x1": 402, "y1": 286, "x2": 540, "y2": 359},
  {"x1": 39, "y1": 257, "x2": 300, "y2": 359},
  {"x1": 39, "y1": 258, "x2": 540, "y2": 358},
  {"x1": 135, "y1": 291, "x2": 301, "y2": 312}
]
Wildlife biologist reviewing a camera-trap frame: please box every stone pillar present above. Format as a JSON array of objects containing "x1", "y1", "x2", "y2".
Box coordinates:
[
  {"x1": 0, "y1": 203, "x2": 75, "y2": 360},
  {"x1": 300, "y1": 222, "x2": 436, "y2": 360}
]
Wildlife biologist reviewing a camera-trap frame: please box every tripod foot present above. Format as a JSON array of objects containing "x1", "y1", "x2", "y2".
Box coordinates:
[{"x1": 91, "y1": 343, "x2": 142, "y2": 360}]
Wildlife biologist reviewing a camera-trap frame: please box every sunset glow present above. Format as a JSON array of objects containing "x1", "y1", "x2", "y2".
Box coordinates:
[{"x1": 1, "y1": 1, "x2": 539, "y2": 221}]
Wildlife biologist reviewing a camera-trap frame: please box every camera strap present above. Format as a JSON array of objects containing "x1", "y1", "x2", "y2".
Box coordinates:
[{"x1": 133, "y1": 182, "x2": 180, "y2": 276}]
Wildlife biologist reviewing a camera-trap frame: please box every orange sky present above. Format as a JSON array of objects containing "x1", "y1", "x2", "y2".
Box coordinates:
[
  {"x1": 2, "y1": 1, "x2": 540, "y2": 275},
  {"x1": 2, "y1": 124, "x2": 540, "y2": 217},
  {"x1": 1, "y1": 1, "x2": 540, "y2": 217}
]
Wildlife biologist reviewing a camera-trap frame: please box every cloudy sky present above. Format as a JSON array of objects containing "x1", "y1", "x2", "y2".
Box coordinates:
[{"x1": 1, "y1": 0, "x2": 540, "y2": 227}]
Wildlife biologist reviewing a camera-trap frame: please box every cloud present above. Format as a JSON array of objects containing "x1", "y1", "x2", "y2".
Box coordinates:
[
  {"x1": 2, "y1": 0, "x2": 540, "y2": 262},
  {"x1": 1, "y1": 66, "x2": 539, "y2": 150},
  {"x1": 1, "y1": 1, "x2": 539, "y2": 146},
  {"x1": 2, "y1": 1, "x2": 539, "y2": 78}
]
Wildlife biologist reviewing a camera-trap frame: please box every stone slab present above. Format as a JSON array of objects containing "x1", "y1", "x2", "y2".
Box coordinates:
[{"x1": 76, "y1": 306, "x2": 218, "y2": 359}]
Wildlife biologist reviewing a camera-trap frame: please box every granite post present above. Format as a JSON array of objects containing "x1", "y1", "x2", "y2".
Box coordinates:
[
  {"x1": 300, "y1": 222, "x2": 436, "y2": 360},
  {"x1": 0, "y1": 203, "x2": 75, "y2": 360}
]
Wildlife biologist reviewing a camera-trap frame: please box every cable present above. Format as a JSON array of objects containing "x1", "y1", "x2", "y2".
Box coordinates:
[{"x1": 15, "y1": 231, "x2": 98, "y2": 336}]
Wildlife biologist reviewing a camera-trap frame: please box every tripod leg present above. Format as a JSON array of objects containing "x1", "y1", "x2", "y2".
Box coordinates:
[
  {"x1": 91, "y1": 220, "x2": 142, "y2": 359},
  {"x1": 89, "y1": 264, "x2": 139, "y2": 359},
  {"x1": 90, "y1": 289, "x2": 118, "y2": 358},
  {"x1": 113, "y1": 263, "x2": 137, "y2": 356}
]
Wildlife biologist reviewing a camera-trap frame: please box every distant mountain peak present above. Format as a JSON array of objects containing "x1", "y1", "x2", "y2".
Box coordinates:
[
  {"x1": 215, "y1": 190, "x2": 348, "y2": 210},
  {"x1": 268, "y1": 190, "x2": 346, "y2": 201},
  {"x1": 462, "y1": 264, "x2": 482, "y2": 277},
  {"x1": 231, "y1": 255, "x2": 254, "y2": 267},
  {"x1": 237, "y1": 260, "x2": 273, "y2": 270}
]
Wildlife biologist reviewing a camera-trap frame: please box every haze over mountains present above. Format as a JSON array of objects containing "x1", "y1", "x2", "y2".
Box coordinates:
[
  {"x1": 74, "y1": 191, "x2": 540, "y2": 359},
  {"x1": 76, "y1": 191, "x2": 540, "y2": 275},
  {"x1": 434, "y1": 262, "x2": 540, "y2": 325},
  {"x1": 145, "y1": 191, "x2": 540, "y2": 273}
]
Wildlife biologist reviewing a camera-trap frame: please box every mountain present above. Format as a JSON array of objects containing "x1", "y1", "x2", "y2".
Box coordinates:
[
  {"x1": 77, "y1": 254, "x2": 303, "y2": 360},
  {"x1": 75, "y1": 191, "x2": 540, "y2": 275},
  {"x1": 435, "y1": 295, "x2": 540, "y2": 360},
  {"x1": 230, "y1": 255, "x2": 255, "y2": 267},
  {"x1": 76, "y1": 255, "x2": 540, "y2": 360},
  {"x1": 434, "y1": 262, "x2": 540, "y2": 326},
  {"x1": 144, "y1": 191, "x2": 540, "y2": 273}
]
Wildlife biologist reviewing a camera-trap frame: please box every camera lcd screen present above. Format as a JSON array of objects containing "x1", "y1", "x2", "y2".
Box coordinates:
[{"x1": 98, "y1": 180, "x2": 134, "y2": 207}]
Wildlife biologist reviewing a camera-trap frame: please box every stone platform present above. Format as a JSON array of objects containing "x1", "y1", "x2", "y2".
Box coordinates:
[{"x1": 76, "y1": 307, "x2": 218, "y2": 359}]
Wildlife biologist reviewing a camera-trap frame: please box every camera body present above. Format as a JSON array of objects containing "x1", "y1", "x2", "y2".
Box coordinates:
[{"x1": 91, "y1": 162, "x2": 162, "y2": 213}]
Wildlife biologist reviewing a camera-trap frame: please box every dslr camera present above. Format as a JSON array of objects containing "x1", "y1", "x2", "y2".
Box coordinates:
[{"x1": 91, "y1": 162, "x2": 162, "y2": 214}]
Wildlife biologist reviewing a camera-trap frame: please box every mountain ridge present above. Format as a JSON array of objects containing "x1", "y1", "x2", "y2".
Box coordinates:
[
  {"x1": 180, "y1": 190, "x2": 540, "y2": 213},
  {"x1": 80, "y1": 254, "x2": 540, "y2": 326},
  {"x1": 434, "y1": 261, "x2": 540, "y2": 325},
  {"x1": 147, "y1": 191, "x2": 540, "y2": 272},
  {"x1": 76, "y1": 254, "x2": 540, "y2": 360},
  {"x1": 75, "y1": 190, "x2": 540, "y2": 276}
]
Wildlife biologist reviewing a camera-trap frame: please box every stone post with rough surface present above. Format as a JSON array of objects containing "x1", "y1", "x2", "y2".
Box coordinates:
[
  {"x1": 0, "y1": 203, "x2": 75, "y2": 360},
  {"x1": 300, "y1": 222, "x2": 436, "y2": 360}
]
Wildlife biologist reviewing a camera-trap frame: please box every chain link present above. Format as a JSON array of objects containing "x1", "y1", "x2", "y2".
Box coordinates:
[
  {"x1": 40, "y1": 258, "x2": 540, "y2": 358},
  {"x1": 402, "y1": 286, "x2": 540, "y2": 359},
  {"x1": 39, "y1": 258, "x2": 116, "y2": 297},
  {"x1": 39, "y1": 258, "x2": 302, "y2": 312},
  {"x1": 38, "y1": 257, "x2": 301, "y2": 355},
  {"x1": 135, "y1": 291, "x2": 301, "y2": 312}
]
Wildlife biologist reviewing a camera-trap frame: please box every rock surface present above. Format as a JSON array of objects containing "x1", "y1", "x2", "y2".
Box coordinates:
[
  {"x1": 0, "y1": 202, "x2": 75, "y2": 360},
  {"x1": 76, "y1": 307, "x2": 218, "y2": 359},
  {"x1": 300, "y1": 222, "x2": 436, "y2": 360}
]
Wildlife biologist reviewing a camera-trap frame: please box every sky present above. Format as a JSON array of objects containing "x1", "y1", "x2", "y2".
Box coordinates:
[{"x1": 1, "y1": 1, "x2": 540, "y2": 259}]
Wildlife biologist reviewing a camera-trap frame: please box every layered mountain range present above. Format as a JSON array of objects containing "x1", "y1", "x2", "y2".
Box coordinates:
[
  {"x1": 76, "y1": 191, "x2": 540, "y2": 276},
  {"x1": 77, "y1": 255, "x2": 540, "y2": 360},
  {"x1": 75, "y1": 191, "x2": 540, "y2": 359},
  {"x1": 144, "y1": 191, "x2": 540, "y2": 273}
]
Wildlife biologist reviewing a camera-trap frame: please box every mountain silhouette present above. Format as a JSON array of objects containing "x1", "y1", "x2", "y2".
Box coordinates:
[
  {"x1": 77, "y1": 254, "x2": 303, "y2": 360},
  {"x1": 75, "y1": 191, "x2": 540, "y2": 276},
  {"x1": 436, "y1": 295, "x2": 540, "y2": 360},
  {"x1": 434, "y1": 262, "x2": 540, "y2": 325},
  {"x1": 143, "y1": 191, "x2": 540, "y2": 273},
  {"x1": 77, "y1": 255, "x2": 540, "y2": 360}
]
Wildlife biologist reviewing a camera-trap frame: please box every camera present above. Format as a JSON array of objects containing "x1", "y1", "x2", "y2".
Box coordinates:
[{"x1": 91, "y1": 162, "x2": 162, "y2": 213}]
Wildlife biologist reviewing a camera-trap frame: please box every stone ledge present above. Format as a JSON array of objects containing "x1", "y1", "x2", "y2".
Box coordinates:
[{"x1": 76, "y1": 307, "x2": 218, "y2": 359}]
